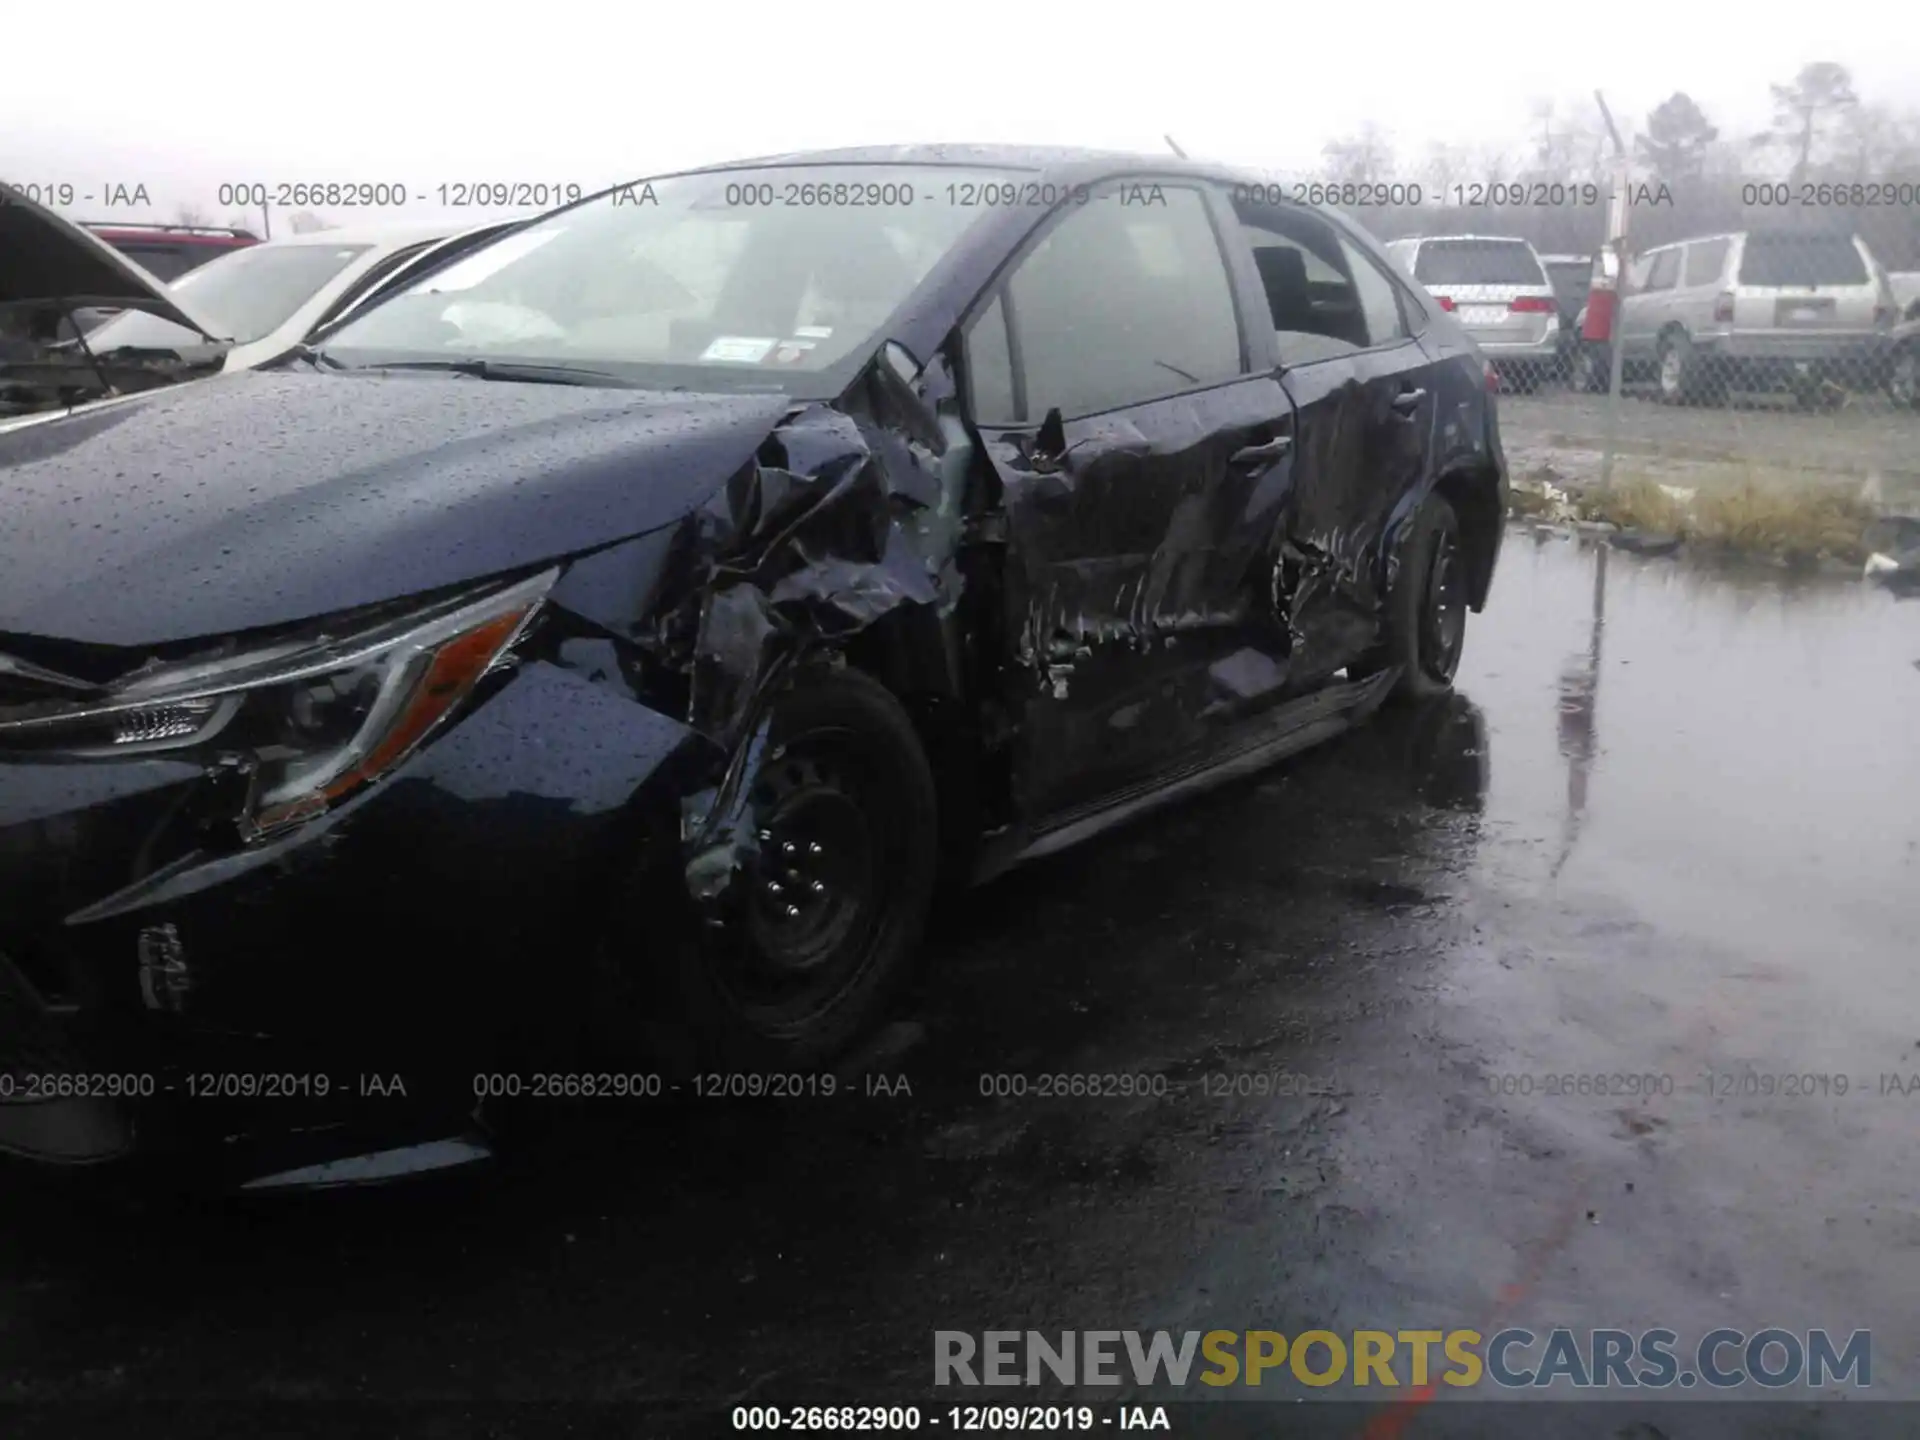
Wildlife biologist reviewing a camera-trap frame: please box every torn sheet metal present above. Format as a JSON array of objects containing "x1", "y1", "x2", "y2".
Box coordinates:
[{"x1": 661, "y1": 382, "x2": 964, "y2": 900}]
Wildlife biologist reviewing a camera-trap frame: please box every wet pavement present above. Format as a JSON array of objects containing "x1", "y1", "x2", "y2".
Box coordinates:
[{"x1": 3, "y1": 533, "x2": 1919, "y2": 1436}]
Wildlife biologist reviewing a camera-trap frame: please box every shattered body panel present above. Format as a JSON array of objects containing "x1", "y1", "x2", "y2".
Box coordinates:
[{"x1": 0, "y1": 145, "x2": 1504, "y2": 1185}]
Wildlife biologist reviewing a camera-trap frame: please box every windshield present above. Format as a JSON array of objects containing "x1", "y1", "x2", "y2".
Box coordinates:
[
  {"x1": 86, "y1": 241, "x2": 372, "y2": 351},
  {"x1": 319, "y1": 165, "x2": 1018, "y2": 388},
  {"x1": 1414, "y1": 239, "x2": 1546, "y2": 286},
  {"x1": 1738, "y1": 233, "x2": 1869, "y2": 287}
]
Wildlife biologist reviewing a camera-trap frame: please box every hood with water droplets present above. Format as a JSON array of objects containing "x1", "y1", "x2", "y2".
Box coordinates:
[{"x1": 0, "y1": 367, "x2": 795, "y2": 646}]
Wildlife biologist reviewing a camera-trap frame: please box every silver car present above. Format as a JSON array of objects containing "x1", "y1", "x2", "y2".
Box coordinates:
[
  {"x1": 1615, "y1": 229, "x2": 1897, "y2": 405},
  {"x1": 1384, "y1": 234, "x2": 1560, "y2": 389}
]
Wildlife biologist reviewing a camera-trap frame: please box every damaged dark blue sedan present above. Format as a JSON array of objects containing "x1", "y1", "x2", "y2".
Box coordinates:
[{"x1": 0, "y1": 146, "x2": 1506, "y2": 1186}]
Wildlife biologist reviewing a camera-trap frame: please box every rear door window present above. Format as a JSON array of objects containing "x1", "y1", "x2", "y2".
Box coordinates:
[
  {"x1": 1231, "y1": 200, "x2": 1374, "y2": 363},
  {"x1": 1336, "y1": 234, "x2": 1410, "y2": 348},
  {"x1": 1644, "y1": 249, "x2": 1681, "y2": 291},
  {"x1": 1738, "y1": 233, "x2": 1868, "y2": 287},
  {"x1": 1683, "y1": 238, "x2": 1729, "y2": 287},
  {"x1": 1411, "y1": 239, "x2": 1545, "y2": 287}
]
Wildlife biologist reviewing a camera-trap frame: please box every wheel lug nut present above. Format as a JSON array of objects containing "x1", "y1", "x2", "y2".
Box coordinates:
[
  {"x1": 810, "y1": 880, "x2": 825, "y2": 894},
  {"x1": 784, "y1": 904, "x2": 801, "y2": 918},
  {"x1": 808, "y1": 841, "x2": 823, "y2": 855},
  {"x1": 757, "y1": 829, "x2": 772, "y2": 842},
  {"x1": 767, "y1": 881, "x2": 783, "y2": 895},
  {"x1": 782, "y1": 841, "x2": 797, "y2": 856}
]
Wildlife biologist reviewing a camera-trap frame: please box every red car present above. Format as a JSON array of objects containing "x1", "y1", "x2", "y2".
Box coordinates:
[{"x1": 81, "y1": 221, "x2": 259, "y2": 279}]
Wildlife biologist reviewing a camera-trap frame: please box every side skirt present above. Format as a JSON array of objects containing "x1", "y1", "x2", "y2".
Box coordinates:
[{"x1": 968, "y1": 666, "x2": 1398, "y2": 886}]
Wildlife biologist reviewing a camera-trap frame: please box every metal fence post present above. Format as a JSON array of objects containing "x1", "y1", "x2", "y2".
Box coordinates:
[{"x1": 1599, "y1": 233, "x2": 1630, "y2": 492}]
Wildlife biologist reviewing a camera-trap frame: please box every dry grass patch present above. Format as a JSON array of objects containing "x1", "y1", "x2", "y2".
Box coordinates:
[{"x1": 1573, "y1": 474, "x2": 1879, "y2": 565}]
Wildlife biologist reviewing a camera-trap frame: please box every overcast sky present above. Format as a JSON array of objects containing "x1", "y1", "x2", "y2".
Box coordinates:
[{"x1": 5, "y1": 0, "x2": 1917, "y2": 227}]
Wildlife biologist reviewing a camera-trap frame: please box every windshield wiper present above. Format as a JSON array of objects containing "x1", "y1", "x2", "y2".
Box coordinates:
[
  {"x1": 358, "y1": 358, "x2": 644, "y2": 389},
  {"x1": 285, "y1": 343, "x2": 346, "y2": 371}
]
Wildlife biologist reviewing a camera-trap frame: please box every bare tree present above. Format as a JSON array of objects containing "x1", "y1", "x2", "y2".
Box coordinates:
[
  {"x1": 1757, "y1": 62, "x2": 1859, "y2": 180},
  {"x1": 173, "y1": 204, "x2": 212, "y2": 227},
  {"x1": 224, "y1": 213, "x2": 251, "y2": 231},
  {"x1": 285, "y1": 210, "x2": 335, "y2": 234},
  {"x1": 1415, "y1": 141, "x2": 1474, "y2": 201},
  {"x1": 1636, "y1": 92, "x2": 1719, "y2": 183},
  {"x1": 1826, "y1": 102, "x2": 1920, "y2": 179},
  {"x1": 1320, "y1": 123, "x2": 1395, "y2": 184}
]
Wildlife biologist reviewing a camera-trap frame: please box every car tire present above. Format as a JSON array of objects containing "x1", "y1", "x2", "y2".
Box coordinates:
[
  {"x1": 614, "y1": 668, "x2": 939, "y2": 1073},
  {"x1": 1887, "y1": 345, "x2": 1920, "y2": 411},
  {"x1": 1573, "y1": 344, "x2": 1609, "y2": 393},
  {"x1": 1355, "y1": 492, "x2": 1467, "y2": 704},
  {"x1": 1656, "y1": 331, "x2": 1719, "y2": 406}
]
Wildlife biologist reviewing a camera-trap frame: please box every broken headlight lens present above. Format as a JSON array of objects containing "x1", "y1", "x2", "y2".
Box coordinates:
[{"x1": 0, "y1": 568, "x2": 557, "y2": 836}]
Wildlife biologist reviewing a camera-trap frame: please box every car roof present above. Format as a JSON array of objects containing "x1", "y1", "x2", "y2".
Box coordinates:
[
  {"x1": 249, "y1": 222, "x2": 464, "y2": 250},
  {"x1": 85, "y1": 227, "x2": 255, "y2": 244},
  {"x1": 1394, "y1": 234, "x2": 1543, "y2": 246},
  {"x1": 615, "y1": 142, "x2": 1304, "y2": 192}
]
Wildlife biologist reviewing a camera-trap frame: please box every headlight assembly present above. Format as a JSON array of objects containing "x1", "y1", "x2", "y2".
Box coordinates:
[{"x1": 0, "y1": 567, "x2": 557, "y2": 837}]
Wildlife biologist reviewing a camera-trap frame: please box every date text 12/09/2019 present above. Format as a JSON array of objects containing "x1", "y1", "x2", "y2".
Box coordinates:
[
  {"x1": 731, "y1": 1405, "x2": 1171, "y2": 1431},
  {"x1": 212, "y1": 182, "x2": 589, "y2": 209}
]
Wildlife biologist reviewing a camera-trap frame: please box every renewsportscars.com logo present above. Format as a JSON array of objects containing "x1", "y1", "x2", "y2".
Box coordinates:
[{"x1": 933, "y1": 1329, "x2": 1871, "y2": 1390}]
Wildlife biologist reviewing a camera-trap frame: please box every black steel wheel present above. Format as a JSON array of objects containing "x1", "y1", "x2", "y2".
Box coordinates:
[
  {"x1": 625, "y1": 669, "x2": 939, "y2": 1072},
  {"x1": 1354, "y1": 491, "x2": 1467, "y2": 703}
]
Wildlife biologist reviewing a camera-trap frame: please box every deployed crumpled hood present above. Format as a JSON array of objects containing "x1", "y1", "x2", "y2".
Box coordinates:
[
  {"x1": 0, "y1": 181, "x2": 225, "y2": 338},
  {"x1": 0, "y1": 367, "x2": 796, "y2": 646}
]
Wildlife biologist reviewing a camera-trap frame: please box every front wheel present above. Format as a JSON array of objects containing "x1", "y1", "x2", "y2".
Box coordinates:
[
  {"x1": 612, "y1": 669, "x2": 939, "y2": 1073},
  {"x1": 1355, "y1": 492, "x2": 1468, "y2": 703}
]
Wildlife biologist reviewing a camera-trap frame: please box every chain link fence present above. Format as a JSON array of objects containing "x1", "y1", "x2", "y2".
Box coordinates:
[{"x1": 1305, "y1": 173, "x2": 1920, "y2": 558}]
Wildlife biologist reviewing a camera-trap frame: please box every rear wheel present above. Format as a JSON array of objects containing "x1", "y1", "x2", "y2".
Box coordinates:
[
  {"x1": 1573, "y1": 344, "x2": 1609, "y2": 393},
  {"x1": 1888, "y1": 345, "x2": 1920, "y2": 411},
  {"x1": 613, "y1": 669, "x2": 939, "y2": 1072},
  {"x1": 1355, "y1": 492, "x2": 1467, "y2": 703},
  {"x1": 1657, "y1": 331, "x2": 1721, "y2": 405}
]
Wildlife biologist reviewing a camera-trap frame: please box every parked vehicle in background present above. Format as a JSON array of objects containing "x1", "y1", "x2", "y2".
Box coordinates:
[
  {"x1": 0, "y1": 144, "x2": 1507, "y2": 1187},
  {"x1": 1888, "y1": 270, "x2": 1920, "y2": 322},
  {"x1": 67, "y1": 223, "x2": 260, "y2": 334},
  {"x1": 1539, "y1": 252, "x2": 1593, "y2": 382},
  {"x1": 1383, "y1": 234, "x2": 1560, "y2": 392},
  {"x1": 79, "y1": 221, "x2": 524, "y2": 370},
  {"x1": 1612, "y1": 229, "x2": 1896, "y2": 407},
  {"x1": 1885, "y1": 312, "x2": 1920, "y2": 410},
  {"x1": 1, "y1": 212, "x2": 521, "y2": 432}
]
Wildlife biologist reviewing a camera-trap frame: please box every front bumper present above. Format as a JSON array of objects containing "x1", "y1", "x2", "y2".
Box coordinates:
[{"x1": 0, "y1": 658, "x2": 710, "y2": 1177}]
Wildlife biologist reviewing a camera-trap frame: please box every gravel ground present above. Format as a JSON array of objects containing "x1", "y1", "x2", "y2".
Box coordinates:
[{"x1": 1501, "y1": 387, "x2": 1920, "y2": 501}]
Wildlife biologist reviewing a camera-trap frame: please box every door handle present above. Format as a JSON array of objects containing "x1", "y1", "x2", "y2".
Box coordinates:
[
  {"x1": 1391, "y1": 388, "x2": 1428, "y2": 413},
  {"x1": 1229, "y1": 435, "x2": 1293, "y2": 466}
]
